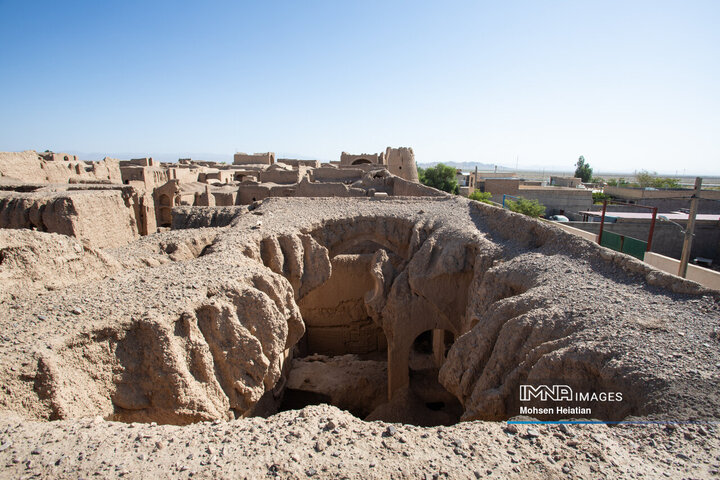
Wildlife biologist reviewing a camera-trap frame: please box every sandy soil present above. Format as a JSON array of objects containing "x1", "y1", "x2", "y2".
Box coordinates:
[{"x1": 1, "y1": 405, "x2": 718, "y2": 479}]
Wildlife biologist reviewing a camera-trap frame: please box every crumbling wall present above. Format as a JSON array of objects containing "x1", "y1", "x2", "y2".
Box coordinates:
[
  {"x1": 309, "y1": 167, "x2": 365, "y2": 183},
  {"x1": 0, "y1": 229, "x2": 121, "y2": 299},
  {"x1": 171, "y1": 206, "x2": 244, "y2": 229},
  {"x1": 233, "y1": 153, "x2": 275, "y2": 165},
  {"x1": 33, "y1": 268, "x2": 304, "y2": 424},
  {"x1": 339, "y1": 152, "x2": 383, "y2": 166},
  {"x1": 393, "y1": 177, "x2": 444, "y2": 196},
  {"x1": 298, "y1": 254, "x2": 386, "y2": 356},
  {"x1": 277, "y1": 158, "x2": 320, "y2": 168},
  {"x1": 0, "y1": 190, "x2": 139, "y2": 248},
  {"x1": 285, "y1": 354, "x2": 388, "y2": 417},
  {"x1": 259, "y1": 167, "x2": 302, "y2": 184},
  {"x1": 0, "y1": 151, "x2": 121, "y2": 184}
]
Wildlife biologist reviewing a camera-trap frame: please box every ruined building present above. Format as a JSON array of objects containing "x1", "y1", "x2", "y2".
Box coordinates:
[
  {"x1": 0, "y1": 146, "x2": 718, "y2": 427},
  {"x1": 0, "y1": 147, "x2": 424, "y2": 246},
  {"x1": 0, "y1": 145, "x2": 719, "y2": 478}
]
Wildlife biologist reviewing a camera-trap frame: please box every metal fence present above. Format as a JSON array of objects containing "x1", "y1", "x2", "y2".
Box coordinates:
[{"x1": 598, "y1": 230, "x2": 647, "y2": 260}]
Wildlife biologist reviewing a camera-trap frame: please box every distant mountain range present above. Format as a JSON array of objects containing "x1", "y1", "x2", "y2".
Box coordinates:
[{"x1": 417, "y1": 161, "x2": 516, "y2": 172}]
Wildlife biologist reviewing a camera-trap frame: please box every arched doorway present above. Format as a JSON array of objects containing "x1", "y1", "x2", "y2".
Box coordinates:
[
  {"x1": 406, "y1": 329, "x2": 462, "y2": 425},
  {"x1": 351, "y1": 158, "x2": 372, "y2": 165},
  {"x1": 158, "y1": 194, "x2": 172, "y2": 227}
]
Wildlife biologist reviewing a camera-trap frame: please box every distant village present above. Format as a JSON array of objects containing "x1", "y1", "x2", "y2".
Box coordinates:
[{"x1": 0, "y1": 147, "x2": 718, "y2": 289}]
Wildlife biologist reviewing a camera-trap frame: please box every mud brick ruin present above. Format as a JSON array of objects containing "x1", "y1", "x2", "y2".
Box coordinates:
[{"x1": 0, "y1": 147, "x2": 718, "y2": 478}]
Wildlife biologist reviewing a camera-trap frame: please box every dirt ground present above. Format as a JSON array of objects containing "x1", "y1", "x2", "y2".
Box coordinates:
[{"x1": 1, "y1": 404, "x2": 718, "y2": 479}]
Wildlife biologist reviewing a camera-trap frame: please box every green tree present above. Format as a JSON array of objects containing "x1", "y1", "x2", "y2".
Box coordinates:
[
  {"x1": 635, "y1": 170, "x2": 655, "y2": 188},
  {"x1": 468, "y1": 191, "x2": 492, "y2": 203},
  {"x1": 606, "y1": 177, "x2": 629, "y2": 187},
  {"x1": 419, "y1": 163, "x2": 459, "y2": 194},
  {"x1": 592, "y1": 192, "x2": 612, "y2": 204},
  {"x1": 635, "y1": 170, "x2": 680, "y2": 189},
  {"x1": 505, "y1": 197, "x2": 546, "y2": 217},
  {"x1": 574, "y1": 156, "x2": 593, "y2": 183}
]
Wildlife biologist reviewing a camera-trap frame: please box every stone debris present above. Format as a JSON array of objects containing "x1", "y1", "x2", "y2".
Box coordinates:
[{"x1": 0, "y1": 405, "x2": 711, "y2": 479}]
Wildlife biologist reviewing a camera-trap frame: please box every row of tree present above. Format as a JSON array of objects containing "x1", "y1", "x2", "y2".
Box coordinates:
[
  {"x1": 575, "y1": 156, "x2": 681, "y2": 188},
  {"x1": 419, "y1": 156, "x2": 682, "y2": 217},
  {"x1": 422, "y1": 158, "x2": 680, "y2": 194}
]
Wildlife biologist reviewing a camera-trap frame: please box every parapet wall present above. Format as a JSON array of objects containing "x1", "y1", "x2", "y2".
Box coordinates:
[
  {"x1": 277, "y1": 158, "x2": 320, "y2": 168},
  {"x1": 233, "y1": 152, "x2": 275, "y2": 165},
  {"x1": 236, "y1": 180, "x2": 368, "y2": 205},
  {"x1": 309, "y1": 167, "x2": 365, "y2": 183},
  {"x1": 644, "y1": 252, "x2": 720, "y2": 290}
]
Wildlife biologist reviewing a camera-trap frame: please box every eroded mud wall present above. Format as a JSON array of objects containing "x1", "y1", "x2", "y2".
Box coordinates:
[{"x1": 298, "y1": 254, "x2": 386, "y2": 356}]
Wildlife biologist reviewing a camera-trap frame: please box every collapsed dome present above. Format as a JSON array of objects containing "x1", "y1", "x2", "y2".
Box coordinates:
[{"x1": 1, "y1": 196, "x2": 718, "y2": 427}]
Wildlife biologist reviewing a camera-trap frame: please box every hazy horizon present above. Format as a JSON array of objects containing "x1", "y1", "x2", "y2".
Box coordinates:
[
  {"x1": 1, "y1": 1, "x2": 718, "y2": 175},
  {"x1": 33, "y1": 148, "x2": 713, "y2": 178}
]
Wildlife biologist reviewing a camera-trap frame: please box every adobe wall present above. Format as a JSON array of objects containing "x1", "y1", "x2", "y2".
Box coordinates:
[
  {"x1": 171, "y1": 206, "x2": 244, "y2": 229},
  {"x1": 298, "y1": 254, "x2": 386, "y2": 356},
  {"x1": 0, "y1": 151, "x2": 121, "y2": 184},
  {"x1": 277, "y1": 159, "x2": 320, "y2": 168},
  {"x1": 119, "y1": 158, "x2": 157, "y2": 167},
  {"x1": 388, "y1": 177, "x2": 443, "y2": 197},
  {"x1": 236, "y1": 184, "x2": 274, "y2": 204},
  {"x1": 120, "y1": 166, "x2": 170, "y2": 191},
  {"x1": 0, "y1": 190, "x2": 139, "y2": 248},
  {"x1": 340, "y1": 152, "x2": 383, "y2": 166},
  {"x1": 259, "y1": 168, "x2": 302, "y2": 185},
  {"x1": 201, "y1": 170, "x2": 234, "y2": 184},
  {"x1": 233, "y1": 152, "x2": 275, "y2": 165},
  {"x1": 233, "y1": 171, "x2": 439, "y2": 205},
  {"x1": 309, "y1": 167, "x2": 365, "y2": 183},
  {"x1": 295, "y1": 180, "x2": 365, "y2": 198},
  {"x1": 127, "y1": 190, "x2": 157, "y2": 236},
  {"x1": 39, "y1": 152, "x2": 78, "y2": 162},
  {"x1": 212, "y1": 190, "x2": 238, "y2": 206},
  {"x1": 168, "y1": 167, "x2": 200, "y2": 184}
]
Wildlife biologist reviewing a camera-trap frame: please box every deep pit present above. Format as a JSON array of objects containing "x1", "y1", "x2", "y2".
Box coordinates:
[
  {"x1": 3, "y1": 197, "x2": 718, "y2": 433},
  {"x1": 257, "y1": 217, "x2": 470, "y2": 426}
]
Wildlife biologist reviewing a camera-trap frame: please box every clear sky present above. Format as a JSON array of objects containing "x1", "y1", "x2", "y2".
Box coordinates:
[{"x1": 1, "y1": 0, "x2": 718, "y2": 174}]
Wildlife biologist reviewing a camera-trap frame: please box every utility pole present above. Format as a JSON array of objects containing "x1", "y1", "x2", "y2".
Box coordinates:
[{"x1": 678, "y1": 177, "x2": 702, "y2": 278}]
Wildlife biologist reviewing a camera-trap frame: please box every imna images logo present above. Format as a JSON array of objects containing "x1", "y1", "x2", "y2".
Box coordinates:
[
  {"x1": 519, "y1": 384, "x2": 623, "y2": 403},
  {"x1": 519, "y1": 384, "x2": 572, "y2": 402}
]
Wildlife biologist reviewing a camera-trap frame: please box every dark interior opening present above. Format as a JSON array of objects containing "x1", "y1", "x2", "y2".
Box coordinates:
[{"x1": 279, "y1": 389, "x2": 332, "y2": 412}]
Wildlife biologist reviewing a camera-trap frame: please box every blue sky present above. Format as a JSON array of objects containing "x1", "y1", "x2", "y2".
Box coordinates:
[{"x1": 0, "y1": 0, "x2": 718, "y2": 174}]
